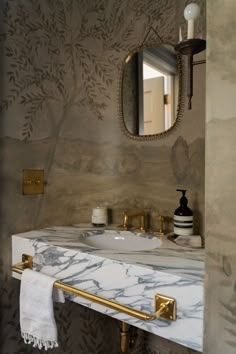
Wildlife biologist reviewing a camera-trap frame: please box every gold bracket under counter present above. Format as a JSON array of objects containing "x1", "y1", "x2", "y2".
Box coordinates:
[{"x1": 12, "y1": 254, "x2": 176, "y2": 322}]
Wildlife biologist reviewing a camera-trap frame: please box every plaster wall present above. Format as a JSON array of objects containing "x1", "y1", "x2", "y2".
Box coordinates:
[{"x1": 204, "y1": 1, "x2": 236, "y2": 353}]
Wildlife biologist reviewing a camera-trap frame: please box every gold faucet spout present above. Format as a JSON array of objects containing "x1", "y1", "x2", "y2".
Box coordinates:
[
  {"x1": 121, "y1": 211, "x2": 129, "y2": 230},
  {"x1": 153, "y1": 215, "x2": 165, "y2": 236},
  {"x1": 121, "y1": 211, "x2": 146, "y2": 232}
]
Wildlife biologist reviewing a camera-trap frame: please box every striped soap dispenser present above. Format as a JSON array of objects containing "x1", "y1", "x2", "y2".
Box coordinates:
[{"x1": 174, "y1": 189, "x2": 193, "y2": 238}]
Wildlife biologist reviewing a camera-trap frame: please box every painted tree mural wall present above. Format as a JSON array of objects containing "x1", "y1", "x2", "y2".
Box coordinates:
[{"x1": 0, "y1": 1, "x2": 205, "y2": 353}]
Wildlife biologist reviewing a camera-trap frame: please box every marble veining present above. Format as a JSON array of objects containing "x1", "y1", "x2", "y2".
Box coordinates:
[{"x1": 12, "y1": 225, "x2": 204, "y2": 351}]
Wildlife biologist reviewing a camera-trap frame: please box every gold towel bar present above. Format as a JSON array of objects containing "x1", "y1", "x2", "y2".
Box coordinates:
[{"x1": 12, "y1": 254, "x2": 176, "y2": 321}]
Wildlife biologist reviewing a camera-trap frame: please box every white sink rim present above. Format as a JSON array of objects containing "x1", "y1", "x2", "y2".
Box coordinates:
[{"x1": 78, "y1": 229, "x2": 162, "y2": 251}]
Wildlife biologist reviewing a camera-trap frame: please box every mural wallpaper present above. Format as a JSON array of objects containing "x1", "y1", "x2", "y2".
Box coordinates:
[{"x1": 0, "y1": 0, "x2": 205, "y2": 353}]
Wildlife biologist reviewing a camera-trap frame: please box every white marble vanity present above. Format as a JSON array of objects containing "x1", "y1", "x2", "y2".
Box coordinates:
[{"x1": 12, "y1": 225, "x2": 204, "y2": 352}]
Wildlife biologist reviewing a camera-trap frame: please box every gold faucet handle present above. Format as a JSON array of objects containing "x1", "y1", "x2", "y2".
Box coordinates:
[
  {"x1": 139, "y1": 213, "x2": 146, "y2": 232},
  {"x1": 154, "y1": 215, "x2": 165, "y2": 236},
  {"x1": 132, "y1": 212, "x2": 146, "y2": 232},
  {"x1": 121, "y1": 211, "x2": 129, "y2": 230}
]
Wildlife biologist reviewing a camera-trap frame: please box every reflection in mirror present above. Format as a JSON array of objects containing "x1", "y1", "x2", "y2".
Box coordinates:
[{"x1": 121, "y1": 44, "x2": 183, "y2": 139}]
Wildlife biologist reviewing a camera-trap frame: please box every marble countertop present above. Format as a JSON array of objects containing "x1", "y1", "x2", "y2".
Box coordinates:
[{"x1": 12, "y1": 224, "x2": 205, "y2": 352}]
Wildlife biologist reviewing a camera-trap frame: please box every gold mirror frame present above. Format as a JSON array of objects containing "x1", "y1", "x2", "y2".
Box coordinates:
[{"x1": 118, "y1": 39, "x2": 185, "y2": 141}]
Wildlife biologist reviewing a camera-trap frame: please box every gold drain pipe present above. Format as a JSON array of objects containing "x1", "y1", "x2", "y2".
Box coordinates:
[
  {"x1": 120, "y1": 322, "x2": 137, "y2": 354},
  {"x1": 12, "y1": 254, "x2": 176, "y2": 322}
]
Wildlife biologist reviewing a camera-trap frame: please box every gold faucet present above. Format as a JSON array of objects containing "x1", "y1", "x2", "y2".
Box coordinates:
[
  {"x1": 121, "y1": 211, "x2": 129, "y2": 230},
  {"x1": 121, "y1": 211, "x2": 146, "y2": 232},
  {"x1": 153, "y1": 215, "x2": 165, "y2": 236}
]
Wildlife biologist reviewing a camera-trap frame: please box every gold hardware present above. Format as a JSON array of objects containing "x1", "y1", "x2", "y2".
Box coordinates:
[
  {"x1": 23, "y1": 169, "x2": 44, "y2": 195},
  {"x1": 12, "y1": 254, "x2": 33, "y2": 272},
  {"x1": 153, "y1": 215, "x2": 165, "y2": 236},
  {"x1": 24, "y1": 179, "x2": 32, "y2": 185},
  {"x1": 120, "y1": 322, "x2": 137, "y2": 354},
  {"x1": 155, "y1": 294, "x2": 176, "y2": 321},
  {"x1": 121, "y1": 211, "x2": 129, "y2": 230},
  {"x1": 12, "y1": 254, "x2": 176, "y2": 322},
  {"x1": 134, "y1": 213, "x2": 146, "y2": 232},
  {"x1": 120, "y1": 211, "x2": 146, "y2": 232}
]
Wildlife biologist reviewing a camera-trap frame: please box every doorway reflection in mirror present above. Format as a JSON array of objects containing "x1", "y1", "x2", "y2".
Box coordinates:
[
  {"x1": 142, "y1": 47, "x2": 177, "y2": 135},
  {"x1": 121, "y1": 44, "x2": 181, "y2": 139}
]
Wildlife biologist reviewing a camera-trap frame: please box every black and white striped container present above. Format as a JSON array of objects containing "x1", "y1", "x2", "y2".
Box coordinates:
[
  {"x1": 174, "y1": 189, "x2": 193, "y2": 237},
  {"x1": 174, "y1": 214, "x2": 193, "y2": 236}
]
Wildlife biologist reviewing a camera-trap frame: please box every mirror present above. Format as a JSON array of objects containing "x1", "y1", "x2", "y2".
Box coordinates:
[{"x1": 119, "y1": 44, "x2": 184, "y2": 140}]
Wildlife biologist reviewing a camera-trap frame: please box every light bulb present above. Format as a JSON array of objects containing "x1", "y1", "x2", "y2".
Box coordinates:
[
  {"x1": 184, "y1": 3, "x2": 200, "y2": 21},
  {"x1": 184, "y1": 3, "x2": 200, "y2": 39}
]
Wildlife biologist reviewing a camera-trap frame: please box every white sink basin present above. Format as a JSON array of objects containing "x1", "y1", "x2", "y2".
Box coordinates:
[{"x1": 78, "y1": 229, "x2": 162, "y2": 251}]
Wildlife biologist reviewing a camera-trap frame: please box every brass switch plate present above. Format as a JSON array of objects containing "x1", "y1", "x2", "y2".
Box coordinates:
[
  {"x1": 23, "y1": 169, "x2": 44, "y2": 195},
  {"x1": 155, "y1": 293, "x2": 176, "y2": 321}
]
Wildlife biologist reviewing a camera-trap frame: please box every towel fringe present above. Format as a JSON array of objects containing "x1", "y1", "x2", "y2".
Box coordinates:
[{"x1": 21, "y1": 331, "x2": 58, "y2": 350}]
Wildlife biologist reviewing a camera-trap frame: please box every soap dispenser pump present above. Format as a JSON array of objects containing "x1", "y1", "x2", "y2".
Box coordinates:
[{"x1": 174, "y1": 189, "x2": 193, "y2": 237}]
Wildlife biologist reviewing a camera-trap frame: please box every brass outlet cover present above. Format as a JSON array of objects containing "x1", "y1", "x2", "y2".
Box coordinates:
[
  {"x1": 23, "y1": 169, "x2": 44, "y2": 195},
  {"x1": 155, "y1": 294, "x2": 176, "y2": 321}
]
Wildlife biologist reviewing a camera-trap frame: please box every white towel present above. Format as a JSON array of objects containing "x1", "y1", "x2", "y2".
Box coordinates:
[{"x1": 20, "y1": 268, "x2": 65, "y2": 350}]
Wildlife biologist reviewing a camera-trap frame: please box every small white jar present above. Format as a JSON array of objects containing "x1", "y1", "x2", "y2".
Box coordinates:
[{"x1": 91, "y1": 207, "x2": 108, "y2": 226}]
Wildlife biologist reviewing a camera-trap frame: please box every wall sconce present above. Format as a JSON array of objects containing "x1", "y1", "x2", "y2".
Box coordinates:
[{"x1": 175, "y1": 3, "x2": 206, "y2": 109}]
